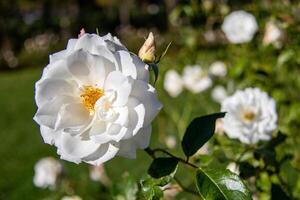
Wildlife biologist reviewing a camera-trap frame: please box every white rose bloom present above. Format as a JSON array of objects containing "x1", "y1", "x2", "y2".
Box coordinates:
[
  {"x1": 263, "y1": 21, "x2": 284, "y2": 48},
  {"x1": 209, "y1": 61, "x2": 227, "y2": 77},
  {"x1": 226, "y1": 162, "x2": 240, "y2": 175},
  {"x1": 161, "y1": 184, "x2": 181, "y2": 200},
  {"x1": 164, "y1": 70, "x2": 183, "y2": 97},
  {"x1": 34, "y1": 33, "x2": 162, "y2": 165},
  {"x1": 211, "y1": 85, "x2": 227, "y2": 103},
  {"x1": 164, "y1": 135, "x2": 177, "y2": 149},
  {"x1": 222, "y1": 10, "x2": 258, "y2": 44},
  {"x1": 182, "y1": 65, "x2": 212, "y2": 93},
  {"x1": 221, "y1": 88, "x2": 277, "y2": 144},
  {"x1": 89, "y1": 165, "x2": 111, "y2": 186},
  {"x1": 33, "y1": 157, "x2": 63, "y2": 189}
]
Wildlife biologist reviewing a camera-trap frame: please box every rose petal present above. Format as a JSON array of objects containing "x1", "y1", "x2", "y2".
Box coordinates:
[
  {"x1": 117, "y1": 126, "x2": 151, "y2": 159},
  {"x1": 88, "y1": 54, "x2": 116, "y2": 87},
  {"x1": 34, "y1": 95, "x2": 77, "y2": 129},
  {"x1": 49, "y1": 39, "x2": 77, "y2": 63},
  {"x1": 74, "y1": 34, "x2": 106, "y2": 54},
  {"x1": 35, "y1": 79, "x2": 77, "y2": 108},
  {"x1": 55, "y1": 102, "x2": 92, "y2": 133},
  {"x1": 90, "y1": 122, "x2": 128, "y2": 143},
  {"x1": 104, "y1": 71, "x2": 132, "y2": 106},
  {"x1": 40, "y1": 126, "x2": 61, "y2": 145},
  {"x1": 58, "y1": 132, "x2": 101, "y2": 164},
  {"x1": 130, "y1": 80, "x2": 162, "y2": 126},
  {"x1": 84, "y1": 142, "x2": 119, "y2": 166},
  {"x1": 115, "y1": 50, "x2": 149, "y2": 81}
]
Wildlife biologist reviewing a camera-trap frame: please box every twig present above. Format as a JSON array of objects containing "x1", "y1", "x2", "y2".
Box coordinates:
[
  {"x1": 144, "y1": 147, "x2": 198, "y2": 169},
  {"x1": 144, "y1": 147, "x2": 156, "y2": 159}
]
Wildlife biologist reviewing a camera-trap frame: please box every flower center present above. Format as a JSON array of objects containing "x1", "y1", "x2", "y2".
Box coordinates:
[
  {"x1": 80, "y1": 86, "x2": 104, "y2": 114},
  {"x1": 241, "y1": 110, "x2": 256, "y2": 124}
]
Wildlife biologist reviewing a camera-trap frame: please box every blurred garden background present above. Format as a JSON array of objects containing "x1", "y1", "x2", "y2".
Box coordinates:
[{"x1": 1, "y1": 0, "x2": 300, "y2": 199}]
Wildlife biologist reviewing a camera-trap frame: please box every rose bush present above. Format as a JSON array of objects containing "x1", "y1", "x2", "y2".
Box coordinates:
[{"x1": 34, "y1": 33, "x2": 162, "y2": 165}]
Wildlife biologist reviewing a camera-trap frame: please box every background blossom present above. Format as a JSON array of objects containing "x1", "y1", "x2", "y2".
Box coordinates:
[
  {"x1": 221, "y1": 88, "x2": 277, "y2": 144},
  {"x1": 33, "y1": 157, "x2": 63, "y2": 189},
  {"x1": 182, "y1": 65, "x2": 212, "y2": 93},
  {"x1": 164, "y1": 70, "x2": 183, "y2": 97},
  {"x1": 222, "y1": 10, "x2": 258, "y2": 44}
]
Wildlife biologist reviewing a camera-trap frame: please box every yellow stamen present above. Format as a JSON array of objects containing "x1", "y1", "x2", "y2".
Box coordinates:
[
  {"x1": 80, "y1": 86, "x2": 104, "y2": 113},
  {"x1": 242, "y1": 111, "x2": 256, "y2": 123}
]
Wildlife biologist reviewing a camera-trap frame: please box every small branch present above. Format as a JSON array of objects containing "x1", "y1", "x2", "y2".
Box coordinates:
[
  {"x1": 144, "y1": 147, "x2": 198, "y2": 169},
  {"x1": 153, "y1": 148, "x2": 198, "y2": 169},
  {"x1": 144, "y1": 147, "x2": 156, "y2": 159},
  {"x1": 174, "y1": 176, "x2": 199, "y2": 196}
]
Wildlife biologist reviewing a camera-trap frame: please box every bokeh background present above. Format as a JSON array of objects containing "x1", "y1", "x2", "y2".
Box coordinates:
[{"x1": 1, "y1": 0, "x2": 300, "y2": 199}]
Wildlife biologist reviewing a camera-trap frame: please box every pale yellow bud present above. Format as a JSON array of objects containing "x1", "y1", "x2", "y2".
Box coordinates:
[{"x1": 138, "y1": 32, "x2": 156, "y2": 63}]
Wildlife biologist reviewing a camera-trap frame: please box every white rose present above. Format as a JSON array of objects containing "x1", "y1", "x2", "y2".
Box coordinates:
[
  {"x1": 161, "y1": 184, "x2": 181, "y2": 200},
  {"x1": 163, "y1": 70, "x2": 183, "y2": 97},
  {"x1": 33, "y1": 157, "x2": 63, "y2": 189},
  {"x1": 164, "y1": 135, "x2": 177, "y2": 149},
  {"x1": 209, "y1": 61, "x2": 227, "y2": 77},
  {"x1": 182, "y1": 65, "x2": 212, "y2": 93},
  {"x1": 263, "y1": 21, "x2": 284, "y2": 48},
  {"x1": 211, "y1": 85, "x2": 227, "y2": 103},
  {"x1": 221, "y1": 88, "x2": 277, "y2": 144},
  {"x1": 34, "y1": 33, "x2": 162, "y2": 165},
  {"x1": 222, "y1": 10, "x2": 258, "y2": 44},
  {"x1": 89, "y1": 165, "x2": 111, "y2": 186}
]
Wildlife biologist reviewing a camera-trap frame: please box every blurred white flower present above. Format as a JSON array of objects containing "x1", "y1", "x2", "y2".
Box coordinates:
[
  {"x1": 164, "y1": 70, "x2": 183, "y2": 97},
  {"x1": 209, "y1": 61, "x2": 227, "y2": 77},
  {"x1": 222, "y1": 10, "x2": 258, "y2": 44},
  {"x1": 61, "y1": 195, "x2": 82, "y2": 200},
  {"x1": 215, "y1": 119, "x2": 224, "y2": 135},
  {"x1": 263, "y1": 21, "x2": 284, "y2": 48},
  {"x1": 195, "y1": 143, "x2": 209, "y2": 155},
  {"x1": 221, "y1": 88, "x2": 277, "y2": 144},
  {"x1": 226, "y1": 162, "x2": 240, "y2": 175},
  {"x1": 164, "y1": 135, "x2": 177, "y2": 149},
  {"x1": 34, "y1": 33, "x2": 162, "y2": 165},
  {"x1": 33, "y1": 157, "x2": 63, "y2": 189},
  {"x1": 182, "y1": 65, "x2": 212, "y2": 93},
  {"x1": 161, "y1": 184, "x2": 182, "y2": 200},
  {"x1": 89, "y1": 165, "x2": 111, "y2": 186},
  {"x1": 211, "y1": 85, "x2": 227, "y2": 103}
]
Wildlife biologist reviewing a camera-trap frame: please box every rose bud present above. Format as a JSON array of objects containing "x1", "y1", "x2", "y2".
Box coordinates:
[{"x1": 138, "y1": 32, "x2": 156, "y2": 63}]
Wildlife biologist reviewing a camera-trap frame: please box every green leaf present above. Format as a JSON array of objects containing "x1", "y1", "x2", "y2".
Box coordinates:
[
  {"x1": 148, "y1": 157, "x2": 178, "y2": 178},
  {"x1": 138, "y1": 176, "x2": 166, "y2": 200},
  {"x1": 196, "y1": 167, "x2": 252, "y2": 200},
  {"x1": 111, "y1": 175, "x2": 138, "y2": 200},
  {"x1": 156, "y1": 41, "x2": 172, "y2": 63},
  {"x1": 181, "y1": 112, "x2": 226, "y2": 157},
  {"x1": 149, "y1": 63, "x2": 159, "y2": 85},
  {"x1": 271, "y1": 184, "x2": 290, "y2": 200}
]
